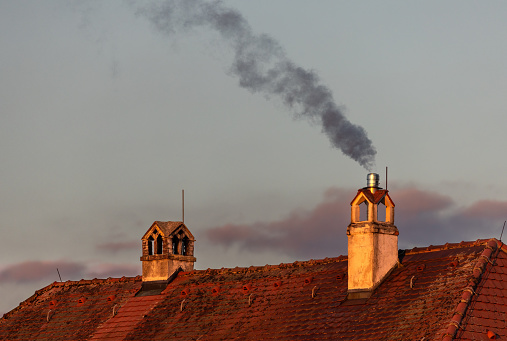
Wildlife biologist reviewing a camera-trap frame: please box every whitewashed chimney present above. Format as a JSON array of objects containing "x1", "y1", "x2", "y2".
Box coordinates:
[{"x1": 347, "y1": 173, "x2": 398, "y2": 299}]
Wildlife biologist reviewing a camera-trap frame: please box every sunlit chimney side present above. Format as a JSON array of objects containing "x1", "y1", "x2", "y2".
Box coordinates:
[{"x1": 347, "y1": 173, "x2": 398, "y2": 299}]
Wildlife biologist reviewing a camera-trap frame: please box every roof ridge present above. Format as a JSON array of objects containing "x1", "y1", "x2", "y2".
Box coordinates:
[
  {"x1": 183, "y1": 255, "x2": 348, "y2": 276},
  {"x1": 185, "y1": 239, "x2": 500, "y2": 277},
  {"x1": 404, "y1": 239, "x2": 494, "y2": 255},
  {"x1": 442, "y1": 238, "x2": 501, "y2": 341},
  {"x1": 154, "y1": 220, "x2": 183, "y2": 224},
  {"x1": 49, "y1": 275, "x2": 142, "y2": 287}
]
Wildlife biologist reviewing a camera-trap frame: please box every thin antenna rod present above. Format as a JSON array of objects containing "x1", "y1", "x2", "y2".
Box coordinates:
[
  {"x1": 501, "y1": 221, "x2": 506, "y2": 241},
  {"x1": 386, "y1": 166, "x2": 388, "y2": 190},
  {"x1": 182, "y1": 189, "x2": 185, "y2": 224},
  {"x1": 56, "y1": 268, "x2": 62, "y2": 282}
]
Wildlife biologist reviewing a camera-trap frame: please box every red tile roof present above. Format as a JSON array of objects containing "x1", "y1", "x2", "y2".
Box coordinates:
[
  {"x1": 1, "y1": 276, "x2": 142, "y2": 340},
  {"x1": 1, "y1": 239, "x2": 506, "y2": 340}
]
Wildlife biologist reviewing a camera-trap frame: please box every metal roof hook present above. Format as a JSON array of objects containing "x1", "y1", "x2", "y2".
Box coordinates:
[
  {"x1": 312, "y1": 286, "x2": 318, "y2": 298},
  {"x1": 112, "y1": 304, "x2": 119, "y2": 317}
]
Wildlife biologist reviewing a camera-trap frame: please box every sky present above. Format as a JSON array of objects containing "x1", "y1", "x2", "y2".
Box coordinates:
[{"x1": 2, "y1": 0, "x2": 507, "y2": 314}]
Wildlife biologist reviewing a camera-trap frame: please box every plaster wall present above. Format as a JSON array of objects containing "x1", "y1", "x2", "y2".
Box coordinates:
[
  {"x1": 348, "y1": 232, "x2": 375, "y2": 289},
  {"x1": 347, "y1": 223, "x2": 398, "y2": 291},
  {"x1": 373, "y1": 233, "x2": 398, "y2": 285},
  {"x1": 142, "y1": 259, "x2": 170, "y2": 282},
  {"x1": 142, "y1": 256, "x2": 196, "y2": 282}
]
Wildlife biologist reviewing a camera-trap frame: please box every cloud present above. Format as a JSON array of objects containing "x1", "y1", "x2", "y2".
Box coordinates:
[
  {"x1": 206, "y1": 188, "x2": 353, "y2": 259},
  {"x1": 205, "y1": 185, "x2": 507, "y2": 259},
  {"x1": 393, "y1": 187, "x2": 453, "y2": 215},
  {"x1": 85, "y1": 263, "x2": 140, "y2": 279},
  {"x1": 395, "y1": 190, "x2": 506, "y2": 247},
  {"x1": 95, "y1": 240, "x2": 139, "y2": 253},
  {"x1": 0, "y1": 261, "x2": 85, "y2": 284},
  {"x1": 0, "y1": 260, "x2": 140, "y2": 315},
  {"x1": 0, "y1": 260, "x2": 140, "y2": 284},
  {"x1": 393, "y1": 187, "x2": 458, "y2": 247},
  {"x1": 462, "y1": 200, "x2": 507, "y2": 220}
]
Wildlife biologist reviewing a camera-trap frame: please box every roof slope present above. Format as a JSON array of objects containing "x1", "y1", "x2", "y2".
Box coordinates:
[
  {"x1": 1, "y1": 240, "x2": 505, "y2": 340},
  {"x1": 0, "y1": 277, "x2": 142, "y2": 340},
  {"x1": 455, "y1": 240, "x2": 507, "y2": 340}
]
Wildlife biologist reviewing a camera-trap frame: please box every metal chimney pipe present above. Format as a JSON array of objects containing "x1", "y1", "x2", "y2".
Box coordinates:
[{"x1": 367, "y1": 173, "x2": 380, "y2": 193}]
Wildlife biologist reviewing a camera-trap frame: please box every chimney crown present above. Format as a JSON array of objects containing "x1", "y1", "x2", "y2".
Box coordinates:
[{"x1": 366, "y1": 173, "x2": 380, "y2": 192}]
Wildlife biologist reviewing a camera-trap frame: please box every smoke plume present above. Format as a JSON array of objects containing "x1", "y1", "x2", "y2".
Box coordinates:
[{"x1": 136, "y1": 0, "x2": 376, "y2": 169}]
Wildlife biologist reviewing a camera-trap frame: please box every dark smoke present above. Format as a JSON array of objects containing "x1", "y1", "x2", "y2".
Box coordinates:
[{"x1": 136, "y1": 0, "x2": 376, "y2": 169}]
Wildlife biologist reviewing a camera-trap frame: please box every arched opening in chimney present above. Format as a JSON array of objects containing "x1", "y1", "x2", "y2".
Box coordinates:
[
  {"x1": 182, "y1": 236, "x2": 189, "y2": 255},
  {"x1": 172, "y1": 235, "x2": 179, "y2": 254},
  {"x1": 377, "y1": 202, "x2": 386, "y2": 222},
  {"x1": 156, "y1": 234, "x2": 163, "y2": 254},
  {"x1": 148, "y1": 236, "x2": 155, "y2": 255},
  {"x1": 359, "y1": 201, "x2": 369, "y2": 222}
]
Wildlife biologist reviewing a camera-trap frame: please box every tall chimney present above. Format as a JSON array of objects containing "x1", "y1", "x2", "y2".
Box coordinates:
[{"x1": 346, "y1": 173, "x2": 398, "y2": 299}]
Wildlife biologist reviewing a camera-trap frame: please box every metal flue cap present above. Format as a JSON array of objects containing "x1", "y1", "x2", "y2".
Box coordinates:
[{"x1": 367, "y1": 173, "x2": 380, "y2": 189}]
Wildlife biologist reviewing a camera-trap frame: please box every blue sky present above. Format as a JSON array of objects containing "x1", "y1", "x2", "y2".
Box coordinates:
[{"x1": 1, "y1": 0, "x2": 507, "y2": 314}]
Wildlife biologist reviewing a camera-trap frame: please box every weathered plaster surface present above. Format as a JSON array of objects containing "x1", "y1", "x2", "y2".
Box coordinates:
[{"x1": 347, "y1": 222, "x2": 398, "y2": 291}]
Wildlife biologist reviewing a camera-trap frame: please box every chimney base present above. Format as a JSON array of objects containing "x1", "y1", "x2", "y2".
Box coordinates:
[{"x1": 346, "y1": 290, "x2": 373, "y2": 300}]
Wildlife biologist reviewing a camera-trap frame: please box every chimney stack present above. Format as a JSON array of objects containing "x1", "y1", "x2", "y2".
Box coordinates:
[
  {"x1": 140, "y1": 221, "x2": 196, "y2": 283},
  {"x1": 346, "y1": 173, "x2": 398, "y2": 299}
]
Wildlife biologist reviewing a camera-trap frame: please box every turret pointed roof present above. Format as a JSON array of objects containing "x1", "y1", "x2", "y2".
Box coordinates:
[
  {"x1": 141, "y1": 221, "x2": 195, "y2": 240},
  {"x1": 350, "y1": 188, "x2": 395, "y2": 206}
]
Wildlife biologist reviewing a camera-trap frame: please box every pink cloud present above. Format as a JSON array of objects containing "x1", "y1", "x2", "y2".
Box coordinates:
[
  {"x1": 85, "y1": 263, "x2": 140, "y2": 278},
  {"x1": 0, "y1": 260, "x2": 141, "y2": 284},
  {"x1": 394, "y1": 187, "x2": 453, "y2": 215},
  {"x1": 95, "y1": 240, "x2": 139, "y2": 253},
  {"x1": 206, "y1": 188, "x2": 352, "y2": 259},
  {"x1": 205, "y1": 185, "x2": 507, "y2": 258},
  {"x1": 462, "y1": 200, "x2": 507, "y2": 220},
  {"x1": 0, "y1": 261, "x2": 86, "y2": 284}
]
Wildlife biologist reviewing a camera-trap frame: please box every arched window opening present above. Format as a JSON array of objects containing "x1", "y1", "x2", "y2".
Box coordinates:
[
  {"x1": 156, "y1": 235, "x2": 163, "y2": 254},
  {"x1": 172, "y1": 236, "x2": 179, "y2": 255},
  {"x1": 148, "y1": 236, "x2": 155, "y2": 255},
  {"x1": 182, "y1": 237, "x2": 189, "y2": 256},
  {"x1": 377, "y1": 202, "x2": 386, "y2": 222},
  {"x1": 359, "y1": 201, "x2": 369, "y2": 221}
]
